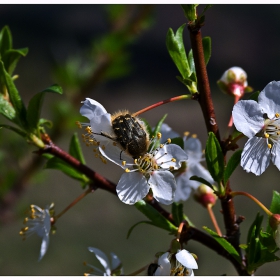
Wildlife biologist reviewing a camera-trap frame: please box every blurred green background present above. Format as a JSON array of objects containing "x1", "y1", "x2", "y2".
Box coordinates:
[{"x1": 0, "y1": 4, "x2": 280, "y2": 276}]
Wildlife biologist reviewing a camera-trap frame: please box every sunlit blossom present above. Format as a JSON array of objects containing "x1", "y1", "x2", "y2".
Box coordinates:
[
  {"x1": 232, "y1": 81, "x2": 280, "y2": 175},
  {"x1": 78, "y1": 99, "x2": 188, "y2": 205}
]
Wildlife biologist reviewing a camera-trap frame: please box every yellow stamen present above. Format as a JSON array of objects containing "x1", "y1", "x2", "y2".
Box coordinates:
[
  {"x1": 75, "y1": 121, "x2": 82, "y2": 128},
  {"x1": 192, "y1": 133, "x2": 197, "y2": 138},
  {"x1": 125, "y1": 168, "x2": 130, "y2": 172},
  {"x1": 184, "y1": 131, "x2": 190, "y2": 137},
  {"x1": 171, "y1": 158, "x2": 176, "y2": 162},
  {"x1": 122, "y1": 161, "x2": 126, "y2": 166},
  {"x1": 157, "y1": 132, "x2": 162, "y2": 139},
  {"x1": 264, "y1": 133, "x2": 269, "y2": 138},
  {"x1": 268, "y1": 143, "x2": 272, "y2": 149},
  {"x1": 276, "y1": 113, "x2": 280, "y2": 118},
  {"x1": 167, "y1": 138, "x2": 171, "y2": 144},
  {"x1": 160, "y1": 144, "x2": 164, "y2": 148}
]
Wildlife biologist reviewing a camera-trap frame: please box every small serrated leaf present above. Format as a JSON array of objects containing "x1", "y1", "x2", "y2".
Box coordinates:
[
  {"x1": 203, "y1": 226, "x2": 242, "y2": 264},
  {"x1": 224, "y1": 150, "x2": 242, "y2": 185},
  {"x1": 172, "y1": 202, "x2": 184, "y2": 227},
  {"x1": 69, "y1": 133, "x2": 86, "y2": 164},
  {"x1": 135, "y1": 200, "x2": 177, "y2": 233},
  {"x1": 27, "y1": 84, "x2": 63, "y2": 131},
  {"x1": 202, "y1": 36, "x2": 211, "y2": 66},
  {"x1": 0, "y1": 94, "x2": 16, "y2": 120},
  {"x1": 0, "y1": 60, "x2": 27, "y2": 128},
  {"x1": 205, "y1": 132, "x2": 224, "y2": 183},
  {"x1": 166, "y1": 24, "x2": 191, "y2": 79},
  {"x1": 189, "y1": 175, "x2": 214, "y2": 190}
]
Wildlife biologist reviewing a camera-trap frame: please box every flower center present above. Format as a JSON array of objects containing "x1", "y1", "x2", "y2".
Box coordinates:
[{"x1": 261, "y1": 113, "x2": 280, "y2": 149}]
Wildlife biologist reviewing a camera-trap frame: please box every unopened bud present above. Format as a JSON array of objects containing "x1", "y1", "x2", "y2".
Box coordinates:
[
  {"x1": 217, "y1": 66, "x2": 253, "y2": 98},
  {"x1": 194, "y1": 184, "x2": 216, "y2": 208}
]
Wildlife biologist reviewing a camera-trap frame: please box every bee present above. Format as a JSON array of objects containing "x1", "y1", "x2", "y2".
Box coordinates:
[{"x1": 110, "y1": 111, "x2": 150, "y2": 159}]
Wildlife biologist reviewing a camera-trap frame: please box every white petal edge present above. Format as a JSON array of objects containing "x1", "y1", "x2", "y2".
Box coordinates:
[
  {"x1": 149, "y1": 171, "x2": 176, "y2": 205},
  {"x1": 155, "y1": 252, "x2": 171, "y2": 276},
  {"x1": 258, "y1": 81, "x2": 280, "y2": 119},
  {"x1": 232, "y1": 100, "x2": 264, "y2": 138},
  {"x1": 176, "y1": 250, "x2": 198, "y2": 269},
  {"x1": 241, "y1": 136, "x2": 271, "y2": 176},
  {"x1": 116, "y1": 172, "x2": 150, "y2": 205},
  {"x1": 80, "y1": 98, "x2": 108, "y2": 119},
  {"x1": 88, "y1": 247, "x2": 111, "y2": 276}
]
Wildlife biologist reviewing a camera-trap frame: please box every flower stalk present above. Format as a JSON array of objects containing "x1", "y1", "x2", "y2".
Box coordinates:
[
  {"x1": 133, "y1": 94, "x2": 192, "y2": 116},
  {"x1": 231, "y1": 191, "x2": 273, "y2": 216}
]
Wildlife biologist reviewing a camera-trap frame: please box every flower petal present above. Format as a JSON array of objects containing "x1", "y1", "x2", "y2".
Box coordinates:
[
  {"x1": 160, "y1": 123, "x2": 180, "y2": 142},
  {"x1": 155, "y1": 252, "x2": 171, "y2": 276},
  {"x1": 38, "y1": 233, "x2": 49, "y2": 261},
  {"x1": 176, "y1": 250, "x2": 198, "y2": 269},
  {"x1": 271, "y1": 142, "x2": 280, "y2": 171},
  {"x1": 80, "y1": 98, "x2": 108, "y2": 119},
  {"x1": 184, "y1": 137, "x2": 203, "y2": 165},
  {"x1": 99, "y1": 141, "x2": 133, "y2": 168},
  {"x1": 89, "y1": 113, "x2": 114, "y2": 137},
  {"x1": 116, "y1": 172, "x2": 149, "y2": 205},
  {"x1": 232, "y1": 100, "x2": 264, "y2": 138},
  {"x1": 258, "y1": 81, "x2": 280, "y2": 119},
  {"x1": 159, "y1": 144, "x2": 188, "y2": 169},
  {"x1": 88, "y1": 247, "x2": 111, "y2": 276},
  {"x1": 241, "y1": 136, "x2": 271, "y2": 175},
  {"x1": 110, "y1": 252, "x2": 122, "y2": 271},
  {"x1": 174, "y1": 172, "x2": 193, "y2": 202},
  {"x1": 149, "y1": 171, "x2": 176, "y2": 205}
]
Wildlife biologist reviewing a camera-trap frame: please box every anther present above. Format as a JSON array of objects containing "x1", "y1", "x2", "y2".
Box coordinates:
[
  {"x1": 125, "y1": 168, "x2": 130, "y2": 172},
  {"x1": 167, "y1": 138, "x2": 171, "y2": 144},
  {"x1": 264, "y1": 133, "x2": 269, "y2": 138},
  {"x1": 276, "y1": 113, "x2": 280, "y2": 118},
  {"x1": 157, "y1": 132, "x2": 162, "y2": 139},
  {"x1": 268, "y1": 143, "x2": 272, "y2": 149},
  {"x1": 122, "y1": 161, "x2": 126, "y2": 166}
]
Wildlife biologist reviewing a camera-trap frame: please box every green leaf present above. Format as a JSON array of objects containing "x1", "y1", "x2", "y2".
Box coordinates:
[
  {"x1": 166, "y1": 24, "x2": 191, "y2": 79},
  {"x1": 45, "y1": 157, "x2": 90, "y2": 186},
  {"x1": 26, "y1": 84, "x2": 63, "y2": 131},
  {"x1": 0, "y1": 60, "x2": 27, "y2": 128},
  {"x1": 223, "y1": 150, "x2": 242, "y2": 185},
  {"x1": 203, "y1": 226, "x2": 242, "y2": 264},
  {"x1": 0, "y1": 94, "x2": 16, "y2": 120},
  {"x1": 0, "y1": 26, "x2": 12, "y2": 58},
  {"x1": 269, "y1": 191, "x2": 280, "y2": 214},
  {"x1": 202, "y1": 37, "x2": 211, "y2": 66},
  {"x1": 205, "y1": 132, "x2": 224, "y2": 183},
  {"x1": 152, "y1": 114, "x2": 167, "y2": 137},
  {"x1": 246, "y1": 213, "x2": 280, "y2": 273},
  {"x1": 69, "y1": 133, "x2": 86, "y2": 164},
  {"x1": 267, "y1": 191, "x2": 280, "y2": 233},
  {"x1": 172, "y1": 202, "x2": 184, "y2": 227},
  {"x1": 135, "y1": 200, "x2": 177, "y2": 233},
  {"x1": 170, "y1": 137, "x2": 184, "y2": 149},
  {"x1": 126, "y1": 221, "x2": 154, "y2": 239},
  {"x1": 180, "y1": 4, "x2": 198, "y2": 21},
  {"x1": 189, "y1": 175, "x2": 214, "y2": 190},
  {"x1": 248, "y1": 91, "x2": 260, "y2": 102},
  {"x1": 4, "y1": 48, "x2": 28, "y2": 75},
  {"x1": 0, "y1": 123, "x2": 27, "y2": 137}
]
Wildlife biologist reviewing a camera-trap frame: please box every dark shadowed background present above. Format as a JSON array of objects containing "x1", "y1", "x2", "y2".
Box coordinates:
[{"x1": 0, "y1": 4, "x2": 280, "y2": 276}]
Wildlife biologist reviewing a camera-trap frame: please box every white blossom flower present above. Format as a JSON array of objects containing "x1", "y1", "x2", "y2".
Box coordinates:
[
  {"x1": 160, "y1": 124, "x2": 213, "y2": 201},
  {"x1": 232, "y1": 81, "x2": 280, "y2": 175},
  {"x1": 154, "y1": 250, "x2": 198, "y2": 276},
  {"x1": 85, "y1": 247, "x2": 123, "y2": 276},
  {"x1": 78, "y1": 99, "x2": 188, "y2": 205},
  {"x1": 19, "y1": 204, "x2": 53, "y2": 261}
]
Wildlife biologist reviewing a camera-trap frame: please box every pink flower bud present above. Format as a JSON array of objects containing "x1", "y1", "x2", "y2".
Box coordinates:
[{"x1": 194, "y1": 184, "x2": 217, "y2": 208}]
